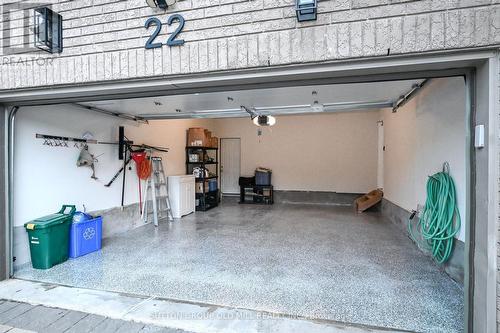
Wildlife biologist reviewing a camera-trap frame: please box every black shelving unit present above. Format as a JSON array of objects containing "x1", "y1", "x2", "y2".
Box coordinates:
[
  {"x1": 240, "y1": 185, "x2": 274, "y2": 204},
  {"x1": 186, "y1": 147, "x2": 219, "y2": 211}
]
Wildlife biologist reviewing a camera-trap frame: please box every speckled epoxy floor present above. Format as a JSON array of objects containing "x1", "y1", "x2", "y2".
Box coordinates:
[{"x1": 15, "y1": 202, "x2": 463, "y2": 333}]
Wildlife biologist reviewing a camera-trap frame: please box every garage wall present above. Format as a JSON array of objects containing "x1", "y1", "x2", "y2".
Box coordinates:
[
  {"x1": 213, "y1": 111, "x2": 379, "y2": 193},
  {"x1": 13, "y1": 105, "x2": 214, "y2": 228},
  {"x1": 13, "y1": 105, "x2": 215, "y2": 267},
  {"x1": 382, "y1": 77, "x2": 466, "y2": 242},
  {"x1": 1, "y1": 1, "x2": 499, "y2": 89}
]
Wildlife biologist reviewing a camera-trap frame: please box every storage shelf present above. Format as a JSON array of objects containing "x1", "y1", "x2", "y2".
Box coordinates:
[
  {"x1": 187, "y1": 143, "x2": 220, "y2": 211},
  {"x1": 195, "y1": 190, "x2": 219, "y2": 196},
  {"x1": 186, "y1": 146, "x2": 218, "y2": 150},
  {"x1": 195, "y1": 203, "x2": 217, "y2": 211},
  {"x1": 239, "y1": 185, "x2": 274, "y2": 205},
  {"x1": 195, "y1": 176, "x2": 218, "y2": 182},
  {"x1": 195, "y1": 189, "x2": 219, "y2": 211},
  {"x1": 186, "y1": 162, "x2": 217, "y2": 165}
]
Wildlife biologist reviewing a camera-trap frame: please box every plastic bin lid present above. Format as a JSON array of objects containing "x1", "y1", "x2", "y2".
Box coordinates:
[{"x1": 24, "y1": 214, "x2": 69, "y2": 230}]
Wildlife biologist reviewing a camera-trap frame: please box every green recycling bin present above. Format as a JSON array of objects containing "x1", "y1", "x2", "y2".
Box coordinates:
[{"x1": 24, "y1": 205, "x2": 76, "y2": 269}]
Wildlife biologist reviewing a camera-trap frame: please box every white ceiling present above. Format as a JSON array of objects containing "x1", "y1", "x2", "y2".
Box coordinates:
[{"x1": 80, "y1": 79, "x2": 424, "y2": 119}]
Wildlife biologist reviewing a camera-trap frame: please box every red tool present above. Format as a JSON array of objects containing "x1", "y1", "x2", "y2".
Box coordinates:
[{"x1": 131, "y1": 151, "x2": 152, "y2": 214}]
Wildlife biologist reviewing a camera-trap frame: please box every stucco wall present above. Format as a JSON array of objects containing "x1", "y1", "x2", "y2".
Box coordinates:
[
  {"x1": 1, "y1": 0, "x2": 500, "y2": 89},
  {"x1": 213, "y1": 110, "x2": 380, "y2": 193}
]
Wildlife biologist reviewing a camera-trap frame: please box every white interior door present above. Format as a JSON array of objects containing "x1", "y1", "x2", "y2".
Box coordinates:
[{"x1": 221, "y1": 138, "x2": 241, "y2": 194}]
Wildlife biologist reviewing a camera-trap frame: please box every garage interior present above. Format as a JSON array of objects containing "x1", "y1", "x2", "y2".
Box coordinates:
[{"x1": 11, "y1": 76, "x2": 466, "y2": 332}]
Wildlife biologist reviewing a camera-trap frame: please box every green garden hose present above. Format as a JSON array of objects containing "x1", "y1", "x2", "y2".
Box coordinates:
[{"x1": 408, "y1": 162, "x2": 461, "y2": 264}]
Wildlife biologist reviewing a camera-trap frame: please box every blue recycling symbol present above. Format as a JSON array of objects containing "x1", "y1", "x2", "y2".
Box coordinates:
[{"x1": 83, "y1": 227, "x2": 95, "y2": 240}]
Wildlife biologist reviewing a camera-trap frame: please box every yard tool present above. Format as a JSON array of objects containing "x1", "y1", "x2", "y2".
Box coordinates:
[
  {"x1": 104, "y1": 156, "x2": 131, "y2": 187},
  {"x1": 76, "y1": 145, "x2": 98, "y2": 180},
  {"x1": 131, "y1": 150, "x2": 152, "y2": 214}
]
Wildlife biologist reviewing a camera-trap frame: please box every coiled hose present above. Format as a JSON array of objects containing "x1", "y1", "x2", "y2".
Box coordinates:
[{"x1": 408, "y1": 163, "x2": 461, "y2": 264}]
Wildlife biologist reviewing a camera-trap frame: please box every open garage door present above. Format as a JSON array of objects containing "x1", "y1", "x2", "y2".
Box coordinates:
[{"x1": 6, "y1": 75, "x2": 472, "y2": 333}]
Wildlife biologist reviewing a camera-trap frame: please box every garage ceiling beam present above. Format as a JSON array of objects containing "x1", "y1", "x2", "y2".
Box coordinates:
[
  {"x1": 139, "y1": 100, "x2": 393, "y2": 120},
  {"x1": 72, "y1": 103, "x2": 149, "y2": 124}
]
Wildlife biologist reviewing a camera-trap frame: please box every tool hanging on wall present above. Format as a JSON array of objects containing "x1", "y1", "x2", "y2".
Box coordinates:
[
  {"x1": 36, "y1": 133, "x2": 97, "y2": 148},
  {"x1": 37, "y1": 134, "x2": 101, "y2": 179},
  {"x1": 76, "y1": 145, "x2": 99, "y2": 180},
  {"x1": 131, "y1": 150, "x2": 153, "y2": 214},
  {"x1": 104, "y1": 157, "x2": 131, "y2": 187},
  {"x1": 36, "y1": 132, "x2": 169, "y2": 154},
  {"x1": 104, "y1": 126, "x2": 170, "y2": 208},
  {"x1": 36, "y1": 127, "x2": 170, "y2": 208}
]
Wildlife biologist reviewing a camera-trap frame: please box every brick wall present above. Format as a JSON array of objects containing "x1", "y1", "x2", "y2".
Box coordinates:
[{"x1": 0, "y1": 0, "x2": 499, "y2": 89}]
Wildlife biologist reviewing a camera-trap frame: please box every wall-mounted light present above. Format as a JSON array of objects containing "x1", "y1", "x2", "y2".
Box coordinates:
[
  {"x1": 146, "y1": 0, "x2": 176, "y2": 9},
  {"x1": 34, "y1": 7, "x2": 63, "y2": 54},
  {"x1": 253, "y1": 115, "x2": 276, "y2": 127},
  {"x1": 296, "y1": 0, "x2": 317, "y2": 22}
]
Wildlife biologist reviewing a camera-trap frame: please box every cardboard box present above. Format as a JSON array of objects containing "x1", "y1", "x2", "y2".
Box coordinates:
[
  {"x1": 187, "y1": 128, "x2": 208, "y2": 147},
  {"x1": 204, "y1": 130, "x2": 212, "y2": 142},
  {"x1": 210, "y1": 137, "x2": 218, "y2": 148},
  {"x1": 195, "y1": 181, "x2": 210, "y2": 193}
]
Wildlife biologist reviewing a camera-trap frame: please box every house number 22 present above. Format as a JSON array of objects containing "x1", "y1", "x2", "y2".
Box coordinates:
[{"x1": 144, "y1": 14, "x2": 185, "y2": 49}]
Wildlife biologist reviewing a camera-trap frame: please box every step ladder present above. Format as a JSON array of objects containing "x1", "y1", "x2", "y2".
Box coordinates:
[{"x1": 141, "y1": 157, "x2": 173, "y2": 226}]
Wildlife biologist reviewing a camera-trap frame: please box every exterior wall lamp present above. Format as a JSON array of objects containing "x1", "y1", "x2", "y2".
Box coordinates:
[
  {"x1": 296, "y1": 0, "x2": 317, "y2": 22},
  {"x1": 146, "y1": 0, "x2": 177, "y2": 9},
  {"x1": 34, "y1": 7, "x2": 63, "y2": 54}
]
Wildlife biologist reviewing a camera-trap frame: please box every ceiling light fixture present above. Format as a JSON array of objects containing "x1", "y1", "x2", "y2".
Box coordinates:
[
  {"x1": 253, "y1": 115, "x2": 276, "y2": 127},
  {"x1": 242, "y1": 105, "x2": 277, "y2": 127}
]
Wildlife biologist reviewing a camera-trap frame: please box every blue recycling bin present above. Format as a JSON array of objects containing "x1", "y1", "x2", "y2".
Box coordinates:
[{"x1": 69, "y1": 216, "x2": 102, "y2": 258}]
